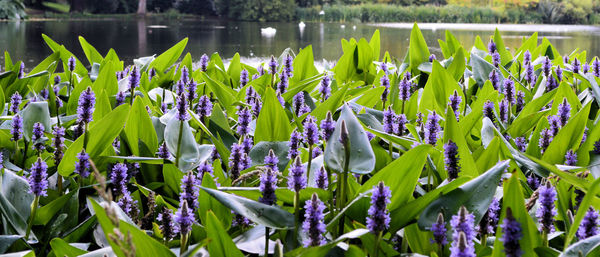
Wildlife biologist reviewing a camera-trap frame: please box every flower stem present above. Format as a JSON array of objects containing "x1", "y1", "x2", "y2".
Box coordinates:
[
  {"x1": 264, "y1": 227, "x2": 270, "y2": 257},
  {"x1": 180, "y1": 232, "x2": 189, "y2": 253},
  {"x1": 293, "y1": 190, "x2": 300, "y2": 245},
  {"x1": 25, "y1": 195, "x2": 40, "y2": 240},
  {"x1": 374, "y1": 231, "x2": 382, "y2": 257},
  {"x1": 175, "y1": 120, "x2": 184, "y2": 167}
]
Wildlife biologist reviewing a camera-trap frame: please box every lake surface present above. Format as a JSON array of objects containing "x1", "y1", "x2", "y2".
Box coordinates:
[{"x1": 2, "y1": 18, "x2": 600, "y2": 67}]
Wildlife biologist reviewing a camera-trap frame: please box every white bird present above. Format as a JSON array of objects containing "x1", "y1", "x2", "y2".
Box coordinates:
[
  {"x1": 319, "y1": 10, "x2": 325, "y2": 15},
  {"x1": 261, "y1": 27, "x2": 277, "y2": 37},
  {"x1": 340, "y1": 24, "x2": 345, "y2": 29},
  {"x1": 299, "y1": 21, "x2": 306, "y2": 28},
  {"x1": 352, "y1": 25, "x2": 356, "y2": 30}
]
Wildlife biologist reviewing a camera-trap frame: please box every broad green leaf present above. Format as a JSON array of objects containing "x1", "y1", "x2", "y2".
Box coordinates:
[
  {"x1": 149, "y1": 38, "x2": 188, "y2": 73},
  {"x1": 409, "y1": 23, "x2": 430, "y2": 73},
  {"x1": 50, "y1": 238, "x2": 88, "y2": 257},
  {"x1": 205, "y1": 211, "x2": 244, "y2": 257},
  {"x1": 21, "y1": 101, "x2": 51, "y2": 141},
  {"x1": 78, "y1": 36, "x2": 104, "y2": 66},
  {"x1": 123, "y1": 96, "x2": 158, "y2": 156},
  {"x1": 164, "y1": 118, "x2": 199, "y2": 171},
  {"x1": 255, "y1": 87, "x2": 292, "y2": 142}
]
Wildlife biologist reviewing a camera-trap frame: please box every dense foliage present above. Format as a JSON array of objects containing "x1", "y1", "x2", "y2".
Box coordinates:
[
  {"x1": 0, "y1": 0, "x2": 26, "y2": 19},
  {"x1": 2, "y1": 24, "x2": 600, "y2": 256}
]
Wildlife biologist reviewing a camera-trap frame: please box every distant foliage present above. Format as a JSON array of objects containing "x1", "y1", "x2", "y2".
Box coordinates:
[
  {"x1": 0, "y1": 0, "x2": 26, "y2": 19},
  {"x1": 226, "y1": 0, "x2": 297, "y2": 21},
  {"x1": 174, "y1": 0, "x2": 216, "y2": 15}
]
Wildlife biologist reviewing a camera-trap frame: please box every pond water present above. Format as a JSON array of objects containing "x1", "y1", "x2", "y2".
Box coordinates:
[{"x1": 1, "y1": 18, "x2": 600, "y2": 67}]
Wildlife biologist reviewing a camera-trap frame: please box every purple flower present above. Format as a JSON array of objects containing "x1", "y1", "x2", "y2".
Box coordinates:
[
  {"x1": 315, "y1": 166, "x2": 328, "y2": 189},
  {"x1": 52, "y1": 126, "x2": 65, "y2": 163},
  {"x1": 292, "y1": 92, "x2": 307, "y2": 117},
  {"x1": 501, "y1": 208, "x2": 523, "y2": 257},
  {"x1": 67, "y1": 56, "x2": 76, "y2": 72},
  {"x1": 548, "y1": 115, "x2": 561, "y2": 137},
  {"x1": 241, "y1": 137, "x2": 253, "y2": 154},
  {"x1": 18, "y1": 62, "x2": 24, "y2": 79},
  {"x1": 54, "y1": 75, "x2": 61, "y2": 85},
  {"x1": 284, "y1": 55, "x2": 294, "y2": 76},
  {"x1": 118, "y1": 190, "x2": 138, "y2": 218},
  {"x1": 524, "y1": 62, "x2": 535, "y2": 85},
  {"x1": 594, "y1": 140, "x2": 600, "y2": 154},
  {"x1": 75, "y1": 150, "x2": 90, "y2": 178},
  {"x1": 264, "y1": 149, "x2": 279, "y2": 172},
  {"x1": 488, "y1": 40, "x2": 497, "y2": 54},
  {"x1": 39, "y1": 88, "x2": 49, "y2": 100},
  {"x1": 489, "y1": 70, "x2": 500, "y2": 91},
  {"x1": 515, "y1": 137, "x2": 527, "y2": 152},
  {"x1": 395, "y1": 114, "x2": 407, "y2": 136},
  {"x1": 593, "y1": 58, "x2": 600, "y2": 77},
  {"x1": 200, "y1": 54, "x2": 209, "y2": 72},
  {"x1": 424, "y1": 111, "x2": 441, "y2": 146},
  {"x1": 556, "y1": 66, "x2": 563, "y2": 82},
  {"x1": 504, "y1": 79, "x2": 515, "y2": 104},
  {"x1": 449, "y1": 91, "x2": 462, "y2": 119},
  {"x1": 303, "y1": 193, "x2": 326, "y2": 247},
  {"x1": 180, "y1": 66, "x2": 189, "y2": 85},
  {"x1": 268, "y1": 56, "x2": 277, "y2": 75},
  {"x1": 240, "y1": 69, "x2": 249, "y2": 87},
  {"x1": 489, "y1": 197, "x2": 501, "y2": 230},
  {"x1": 450, "y1": 232, "x2": 476, "y2": 257},
  {"x1": 527, "y1": 175, "x2": 540, "y2": 190},
  {"x1": 367, "y1": 181, "x2": 391, "y2": 234},
  {"x1": 451, "y1": 206, "x2": 476, "y2": 245},
  {"x1": 259, "y1": 168, "x2": 278, "y2": 206},
  {"x1": 229, "y1": 143, "x2": 245, "y2": 180},
  {"x1": 444, "y1": 140, "x2": 460, "y2": 180},
  {"x1": 319, "y1": 75, "x2": 331, "y2": 100},
  {"x1": 383, "y1": 107, "x2": 395, "y2": 134},
  {"x1": 32, "y1": 122, "x2": 45, "y2": 152},
  {"x1": 148, "y1": 68, "x2": 157, "y2": 80},
  {"x1": 115, "y1": 91, "x2": 126, "y2": 106},
  {"x1": 499, "y1": 99, "x2": 509, "y2": 123},
  {"x1": 158, "y1": 142, "x2": 171, "y2": 159},
  {"x1": 175, "y1": 79, "x2": 185, "y2": 96},
  {"x1": 129, "y1": 66, "x2": 140, "y2": 91},
  {"x1": 257, "y1": 65, "x2": 265, "y2": 76},
  {"x1": 380, "y1": 62, "x2": 388, "y2": 73},
  {"x1": 288, "y1": 130, "x2": 302, "y2": 160},
  {"x1": 583, "y1": 63, "x2": 590, "y2": 74},
  {"x1": 430, "y1": 213, "x2": 448, "y2": 246},
  {"x1": 539, "y1": 128, "x2": 553, "y2": 154},
  {"x1": 176, "y1": 94, "x2": 189, "y2": 121},
  {"x1": 516, "y1": 91, "x2": 525, "y2": 113},
  {"x1": 175, "y1": 201, "x2": 194, "y2": 235},
  {"x1": 303, "y1": 115, "x2": 319, "y2": 146},
  {"x1": 10, "y1": 92, "x2": 21, "y2": 114},
  {"x1": 187, "y1": 80, "x2": 197, "y2": 104},
  {"x1": 537, "y1": 182, "x2": 557, "y2": 233},
  {"x1": 287, "y1": 157, "x2": 306, "y2": 192},
  {"x1": 565, "y1": 149, "x2": 577, "y2": 166},
  {"x1": 196, "y1": 95, "x2": 212, "y2": 120},
  {"x1": 572, "y1": 58, "x2": 581, "y2": 74},
  {"x1": 277, "y1": 72, "x2": 289, "y2": 94},
  {"x1": 111, "y1": 163, "x2": 128, "y2": 196},
  {"x1": 399, "y1": 77, "x2": 412, "y2": 101},
  {"x1": 77, "y1": 87, "x2": 95, "y2": 124},
  {"x1": 546, "y1": 75, "x2": 558, "y2": 92},
  {"x1": 523, "y1": 50, "x2": 531, "y2": 64},
  {"x1": 492, "y1": 52, "x2": 501, "y2": 68},
  {"x1": 564, "y1": 55, "x2": 570, "y2": 64},
  {"x1": 197, "y1": 161, "x2": 213, "y2": 183},
  {"x1": 158, "y1": 207, "x2": 176, "y2": 241},
  {"x1": 429, "y1": 54, "x2": 436, "y2": 62},
  {"x1": 577, "y1": 208, "x2": 599, "y2": 240},
  {"x1": 543, "y1": 57, "x2": 552, "y2": 77},
  {"x1": 10, "y1": 115, "x2": 23, "y2": 141},
  {"x1": 236, "y1": 107, "x2": 252, "y2": 136},
  {"x1": 180, "y1": 171, "x2": 199, "y2": 212},
  {"x1": 380, "y1": 75, "x2": 390, "y2": 103},
  {"x1": 483, "y1": 100, "x2": 496, "y2": 123},
  {"x1": 320, "y1": 112, "x2": 335, "y2": 142},
  {"x1": 28, "y1": 158, "x2": 48, "y2": 196},
  {"x1": 558, "y1": 98, "x2": 571, "y2": 126}
]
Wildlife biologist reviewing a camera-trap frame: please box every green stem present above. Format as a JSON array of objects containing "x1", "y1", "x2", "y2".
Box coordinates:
[
  {"x1": 542, "y1": 231, "x2": 548, "y2": 247},
  {"x1": 83, "y1": 122, "x2": 89, "y2": 150},
  {"x1": 265, "y1": 227, "x2": 270, "y2": 257},
  {"x1": 307, "y1": 145, "x2": 313, "y2": 179},
  {"x1": 382, "y1": 100, "x2": 386, "y2": 111},
  {"x1": 175, "y1": 120, "x2": 184, "y2": 167},
  {"x1": 25, "y1": 195, "x2": 40, "y2": 240},
  {"x1": 68, "y1": 71, "x2": 73, "y2": 98},
  {"x1": 388, "y1": 142, "x2": 393, "y2": 159},
  {"x1": 401, "y1": 100, "x2": 405, "y2": 115},
  {"x1": 374, "y1": 231, "x2": 382, "y2": 257},
  {"x1": 57, "y1": 174, "x2": 63, "y2": 195},
  {"x1": 21, "y1": 140, "x2": 28, "y2": 168},
  {"x1": 293, "y1": 191, "x2": 300, "y2": 245},
  {"x1": 180, "y1": 232, "x2": 189, "y2": 253}
]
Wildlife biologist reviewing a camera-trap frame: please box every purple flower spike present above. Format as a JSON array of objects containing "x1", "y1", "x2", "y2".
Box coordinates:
[
  {"x1": 303, "y1": 193, "x2": 326, "y2": 247},
  {"x1": 187, "y1": 80, "x2": 197, "y2": 104},
  {"x1": 489, "y1": 70, "x2": 500, "y2": 91},
  {"x1": 28, "y1": 158, "x2": 48, "y2": 196},
  {"x1": 268, "y1": 56, "x2": 278, "y2": 75},
  {"x1": 236, "y1": 107, "x2": 252, "y2": 136},
  {"x1": 18, "y1": 62, "x2": 24, "y2": 79},
  {"x1": 10, "y1": 115, "x2": 23, "y2": 141},
  {"x1": 277, "y1": 72, "x2": 289, "y2": 94},
  {"x1": 564, "y1": 55, "x2": 570, "y2": 64},
  {"x1": 430, "y1": 213, "x2": 448, "y2": 246},
  {"x1": 583, "y1": 63, "x2": 590, "y2": 74},
  {"x1": 52, "y1": 126, "x2": 66, "y2": 163},
  {"x1": 32, "y1": 122, "x2": 45, "y2": 152},
  {"x1": 451, "y1": 206, "x2": 476, "y2": 245},
  {"x1": 158, "y1": 142, "x2": 171, "y2": 159},
  {"x1": 176, "y1": 94, "x2": 189, "y2": 121},
  {"x1": 197, "y1": 95, "x2": 212, "y2": 120},
  {"x1": 259, "y1": 168, "x2": 278, "y2": 206},
  {"x1": 395, "y1": 114, "x2": 407, "y2": 136},
  {"x1": 539, "y1": 129, "x2": 553, "y2": 154},
  {"x1": 593, "y1": 58, "x2": 600, "y2": 77},
  {"x1": 548, "y1": 115, "x2": 561, "y2": 137},
  {"x1": 516, "y1": 91, "x2": 525, "y2": 113},
  {"x1": 200, "y1": 54, "x2": 209, "y2": 72},
  {"x1": 572, "y1": 58, "x2": 581, "y2": 74},
  {"x1": 515, "y1": 137, "x2": 527, "y2": 152},
  {"x1": 366, "y1": 181, "x2": 391, "y2": 234},
  {"x1": 115, "y1": 91, "x2": 126, "y2": 106},
  {"x1": 492, "y1": 52, "x2": 501, "y2": 68},
  {"x1": 288, "y1": 157, "x2": 306, "y2": 192},
  {"x1": 399, "y1": 77, "x2": 412, "y2": 101},
  {"x1": 158, "y1": 207, "x2": 175, "y2": 241},
  {"x1": 449, "y1": 90, "x2": 462, "y2": 119},
  {"x1": 501, "y1": 208, "x2": 523, "y2": 257},
  {"x1": 504, "y1": 79, "x2": 515, "y2": 104},
  {"x1": 284, "y1": 55, "x2": 294, "y2": 76},
  {"x1": 315, "y1": 166, "x2": 328, "y2": 189},
  {"x1": 537, "y1": 182, "x2": 557, "y2": 233},
  {"x1": 67, "y1": 56, "x2": 76, "y2": 72},
  {"x1": 444, "y1": 140, "x2": 460, "y2": 181},
  {"x1": 54, "y1": 75, "x2": 61, "y2": 85},
  {"x1": 288, "y1": 130, "x2": 302, "y2": 160},
  {"x1": 524, "y1": 62, "x2": 535, "y2": 85},
  {"x1": 488, "y1": 39, "x2": 497, "y2": 54},
  {"x1": 380, "y1": 75, "x2": 390, "y2": 103},
  {"x1": 292, "y1": 92, "x2": 306, "y2": 117},
  {"x1": 320, "y1": 112, "x2": 335, "y2": 142},
  {"x1": 303, "y1": 115, "x2": 319, "y2": 146},
  {"x1": 542, "y1": 57, "x2": 552, "y2": 77},
  {"x1": 264, "y1": 149, "x2": 279, "y2": 171},
  {"x1": 180, "y1": 171, "x2": 199, "y2": 212},
  {"x1": 450, "y1": 232, "x2": 476, "y2": 257},
  {"x1": 565, "y1": 149, "x2": 577, "y2": 166},
  {"x1": 180, "y1": 66, "x2": 189, "y2": 85},
  {"x1": 380, "y1": 62, "x2": 388, "y2": 74},
  {"x1": 556, "y1": 67, "x2": 563, "y2": 82},
  {"x1": 111, "y1": 163, "x2": 128, "y2": 196},
  {"x1": 558, "y1": 98, "x2": 571, "y2": 126},
  {"x1": 129, "y1": 66, "x2": 140, "y2": 93},
  {"x1": 577, "y1": 208, "x2": 600, "y2": 240},
  {"x1": 10, "y1": 92, "x2": 22, "y2": 114},
  {"x1": 175, "y1": 201, "x2": 194, "y2": 235},
  {"x1": 429, "y1": 54, "x2": 436, "y2": 62},
  {"x1": 319, "y1": 75, "x2": 331, "y2": 101},
  {"x1": 524, "y1": 50, "x2": 532, "y2": 64},
  {"x1": 148, "y1": 68, "x2": 157, "y2": 80},
  {"x1": 229, "y1": 143, "x2": 244, "y2": 180},
  {"x1": 240, "y1": 69, "x2": 249, "y2": 87},
  {"x1": 77, "y1": 87, "x2": 95, "y2": 124},
  {"x1": 546, "y1": 75, "x2": 558, "y2": 92},
  {"x1": 424, "y1": 111, "x2": 441, "y2": 146},
  {"x1": 499, "y1": 99, "x2": 509, "y2": 123},
  {"x1": 75, "y1": 150, "x2": 90, "y2": 178},
  {"x1": 175, "y1": 79, "x2": 185, "y2": 96}
]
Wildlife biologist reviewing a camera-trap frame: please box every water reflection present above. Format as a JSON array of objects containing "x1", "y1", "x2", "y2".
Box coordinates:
[{"x1": 1, "y1": 18, "x2": 600, "y2": 66}]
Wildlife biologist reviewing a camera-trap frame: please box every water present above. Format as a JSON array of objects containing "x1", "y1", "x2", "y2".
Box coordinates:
[{"x1": 1, "y1": 18, "x2": 600, "y2": 67}]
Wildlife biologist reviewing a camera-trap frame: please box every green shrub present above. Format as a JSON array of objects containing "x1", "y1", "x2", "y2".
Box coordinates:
[
  {"x1": 0, "y1": 0, "x2": 26, "y2": 19},
  {"x1": 228, "y1": 0, "x2": 297, "y2": 21}
]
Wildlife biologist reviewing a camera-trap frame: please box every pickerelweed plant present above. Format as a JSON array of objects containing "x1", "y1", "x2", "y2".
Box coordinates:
[{"x1": 2, "y1": 24, "x2": 600, "y2": 256}]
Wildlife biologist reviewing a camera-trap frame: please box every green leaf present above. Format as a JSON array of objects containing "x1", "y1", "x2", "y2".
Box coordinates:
[
  {"x1": 164, "y1": 118, "x2": 199, "y2": 171},
  {"x1": 418, "y1": 160, "x2": 509, "y2": 230},
  {"x1": 199, "y1": 186, "x2": 294, "y2": 229},
  {"x1": 205, "y1": 211, "x2": 244, "y2": 257},
  {"x1": 149, "y1": 38, "x2": 188, "y2": 73},
  {"x1": 200, "y1": 72, "x2": 237, "y2": 113},
  {"x1": 444, "y1": 108, "x2": 479, "y2": 176},
  {"x1": 0, "y1": 170, "x2": 31, "y2": 236},
  {"x1": 50, "y1": 238, "x2": 88, "y2": 257},
  {"x1": 558, "y1": 235, "x2": 600, "y2": 257},
  {"x1": 123, "y1": 96, "x2": 158, "y2": 156},
  {"x1": 0, "y1": 235, "x2": 21, "y2": 254},
  {"x1": 542, "y1": 102, "x2": 590, "y2": 164},
  {"x1": 255, "y1": 87, "x2": 292, "y2": 142},
  {"x1": 418, "y1": 61, "x2": 464, "y2": 114},
  {"x1": 248, "y1": 141, "x2": 290, "y2": 172},
  {"x1": 33, "y1": 190, "x2": 77, "y2": 226},
  {"x1": 409, "y1": 23, "x2": 430, "y2": 73},
  {"x1": 21, "y1": 101, "x2": 51, "y2": 141},
  {"x1": 324, "y1": 104, "x2": 375, "y2": 174},
  {"x1": 564, "y1": 178, "x2": 600, "y2": 248},
  {"x1": 78, "y1": 36, "x2": 104, "y2": 66}
]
